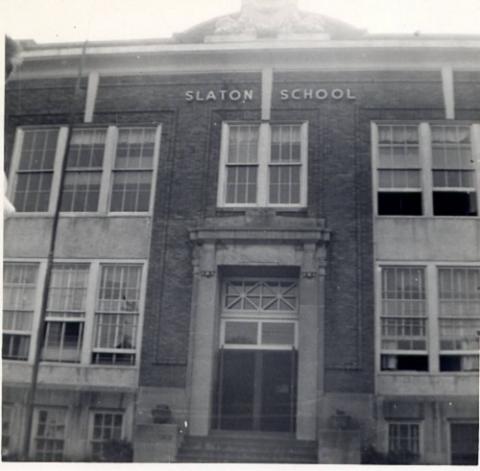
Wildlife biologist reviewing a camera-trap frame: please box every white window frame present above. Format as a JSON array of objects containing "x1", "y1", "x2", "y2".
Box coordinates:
[
  {"x1": 91, "y1": 262, "x2": 145, "y2": 366},
  {"x1": 88, "y1": 410, "x2": 125, "y2": 460},
  {"x1": 437, "y1": 266, "x2": 480, "y2": 372},
  {"x1": 31, "y1": 407, "x2": 67, "y2": 461},
  {"x1": 220, "y1": 277, "x2": 299, "y2": 350},
  {"x1": 217, "y1": 121, "x2": 308, "y2": 208},
  {"x1": 376, "y1": 262, "x2": 480, "y2": 375},
  {"x1": 3, "y1": 260, "x2": 41, "y2": 362},
  {"x1": 3, "y1": 258, "x2": 147, "y2": 368},
  {"x1": 372, "y1": 121, "x2": 480, "y2": 217},
  {"x1": 378, "y1": 265, "x2": 428, "y2": 371},
  {"x1": 7, "y1": 124, "x2": 162, "y2": 216},
  {"x1": 40, "y1": 263, "x2": 90, "y2": 364},
  {"x1": 387, "y1": 421, "x2": 422, "y2": 459}
]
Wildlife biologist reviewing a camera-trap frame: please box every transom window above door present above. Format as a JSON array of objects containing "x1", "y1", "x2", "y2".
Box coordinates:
[
  {"x1": 217, "y1": 122, "x2": 308, "y2": 207},
  {"x1": 223, "y1": 279, "x2": 298, "y2": 313}
]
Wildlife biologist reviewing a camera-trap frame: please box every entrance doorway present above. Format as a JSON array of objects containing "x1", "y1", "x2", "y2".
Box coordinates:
[
  {"x1": 213, "y1": 278, "x2": 299, "y2": 433},
  {"x1": 216, "y1": 348, "x2": 297, "y2": 432}
]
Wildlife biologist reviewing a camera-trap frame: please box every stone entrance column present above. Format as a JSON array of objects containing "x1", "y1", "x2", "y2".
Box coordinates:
[
  {"x1": 296, "y1": 243, "x2": 326, "y2": 440},
  {"x1": 188, "y1": 241, "x2": 218, "y2": 436}
]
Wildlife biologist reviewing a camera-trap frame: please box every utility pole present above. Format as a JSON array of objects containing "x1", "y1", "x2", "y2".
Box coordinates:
[{"x1": 20, "y1": 41, "x2": 88, "y2": 460}]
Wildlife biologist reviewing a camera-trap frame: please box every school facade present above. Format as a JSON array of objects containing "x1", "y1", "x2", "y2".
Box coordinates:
[{"x1": 3, "y1": 2, "x2": 480, "y2": 464}]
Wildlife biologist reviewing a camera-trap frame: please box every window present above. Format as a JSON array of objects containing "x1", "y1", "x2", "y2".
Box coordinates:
[
  {"x1": 90, "y1": 411, "x2": 124, "y2": 461},
  {"x1": 12, "y1": 128, "x2": 58, "y2": 212},
  {"x1": 3, "y1": 262, "x2": 39, "y2": 361},
  {"x1": 9, "y1": 125, "x2": 161, "y2": 214},
  {"x1": 92, "y1": 264, "x2": 142, "y2": 365},
  {"x1": 34, "y1": 408, "x2": 66, "y2": 461},
  {"x1": 221, "y1": 278, "x2": 298, "y2": 349},
  {"x1": 438, "y1": 267, "x2": 480, "y2": 371},
  {"x1": 2, "y1": 404, "x2": 12, "y2": 458},
  {"x1": 377, "y1": 125, "x2": 422, "y2": 215},
  {"x1": 380, "y1": 267, "x2": 428, "y2": 371},
  {"x1": 432, "y1": 125, "x2": 477, "y2": 216},
  {"x1": 388, "y1": 422, "x2": 420, "y2": 461},
  {"x1": 218, "y1": 122, "x2": 307, "y2": 207},
  {"x1": 110, "y1": 127, "x2": 156, "y2": 212},
  {"x1": 61, "y1": 129, "x2": 106, "y2": 212},
  {"x1": 41, "y1": 264, "x2": 89, "y2": 363},
  {"x1": 374, "y1": 122, "x2": 479, "y2": 217}
]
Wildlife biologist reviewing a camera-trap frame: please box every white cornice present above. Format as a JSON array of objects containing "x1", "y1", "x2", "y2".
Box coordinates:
[{"x1": 19, "y1": 39, "x2": 480, "y2": 60}]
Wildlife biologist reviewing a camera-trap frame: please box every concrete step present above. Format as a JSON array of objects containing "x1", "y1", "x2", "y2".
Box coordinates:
[{"x1": 177, "y1": 434, "x2": 317, "y2": 463}]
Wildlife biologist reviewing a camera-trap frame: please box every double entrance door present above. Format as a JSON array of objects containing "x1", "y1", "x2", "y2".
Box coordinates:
[{"x1": 215, "y1": 347, "x2": 297, "y2": 433}]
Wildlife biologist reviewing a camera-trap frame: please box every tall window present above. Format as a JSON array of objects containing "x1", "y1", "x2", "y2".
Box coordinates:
[
  {"x1": 438, "y1": 267, "x2": 480, "y2": 371},
  {"x1": 42, "y1": 264, "x2": 89, "y2": 363},
  {"x1": 380, "y1": 267, "x2": 428, "y2": 371},
  {"x1": 388, "y1": 423, "x2": 420, "y2": 460},
  {"x1": 431, "y1": 125, "x2": 477, "y2": 216},
  {"x1": 9, "y1": 125, "x2": 161, "y2": 214},
  {"x1": 218, "y1": 122, "x2": 307, "y2": 207},
  {"x1": 3, "y1": 263, "x2": 39, "y2": 361},
  {"x1": 34, "y1": 408, "x2": 66, "y2": 461},
  {"x1": 270, "y1": 125, "x2": 303, "y2": 205},
  {"x1": 90, "y1": 411, "x2": 124, "y2": 461},
  {"x1": 13, "y1": 128, "x2": 58, "y2": 212},
  {"x1": 61, "y1": 129, "x2": 106, "y2": 212},
  {"x1": 224, "y1": 125, "x2": 259, "y2": 204},
  {"x1": 376, "y1": 125, "x2": 422, "y2": 215},
  {"x1": 110, "y1": 127, "x2": 156, "y2": 212},
  {"x1": 374, "y1": 122, "x2": 479, "y2": 217},
  {"x1": 92, "y1": 264, "x2": 142, "y2": 365}
]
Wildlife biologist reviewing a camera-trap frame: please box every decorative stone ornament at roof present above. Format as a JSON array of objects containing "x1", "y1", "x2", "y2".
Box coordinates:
[{"x1": 208, "y1": 0, "x2": 330, "y2": 42}]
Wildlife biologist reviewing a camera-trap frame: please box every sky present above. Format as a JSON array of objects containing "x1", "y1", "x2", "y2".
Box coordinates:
[{"x1": 2, "y1": 0, "x2": 480, "y2": 44}]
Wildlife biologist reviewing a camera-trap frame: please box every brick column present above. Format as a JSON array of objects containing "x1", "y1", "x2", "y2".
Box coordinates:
[
  {"x1": 188, "y1": 241, "x2": 218, "y2": 436},
  {"x1": 296, "y1": 243, "x2": 326, "y2": 440}
]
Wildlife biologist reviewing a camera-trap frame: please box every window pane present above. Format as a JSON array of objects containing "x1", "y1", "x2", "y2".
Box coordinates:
[
  {"x1": 116, "y1": 127, "x2": 156, "y2": 169},
  {"x1": 225, "y1": 166, "x2": 257, "y2": 204},
  {"x1": 14, "y1": 172, "x2": 53, "y2": 212},
  {"x1": 47, "y1": 264, "x2": 89, "y2": 314},
  {"x1": 110, "y1": 171, "x2": 152, "y2": 212},
  {"x1": 61, "y1": 171, "x2": 101, "y2": 212},
  {"x1": 271, "y1": 125, "x2": 301, "y2": 163},
  {"x1": 224, "y1": 280, "x2": 298, "y2": 312},
  {"x1": 261, "y1": 322, "x2": 295, "y2": 345},
  {"x1": 269, "y1": 165, "x2": 300, "y2": 204},
  {"x1": 67, "y1": 129, "x2": 106, "y2": 168},
  {"x1": 19, "y1": 128, "x2": 58, "y2": 171},
  {"x1": 228, "y1": 125, "x2": 258, "y2": 164},
  {"x1": 224, "y1": 321, "x2": 258, "y2": 345}
]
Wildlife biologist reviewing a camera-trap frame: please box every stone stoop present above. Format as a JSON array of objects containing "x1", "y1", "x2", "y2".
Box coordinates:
[{"x1": 176, "y1": 432, "x2": 318, "y2": 463}]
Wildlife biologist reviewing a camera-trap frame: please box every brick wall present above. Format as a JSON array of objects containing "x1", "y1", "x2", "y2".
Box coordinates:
[{"x1": 7, "y1": 67, "x2": 477, "y2": 395}]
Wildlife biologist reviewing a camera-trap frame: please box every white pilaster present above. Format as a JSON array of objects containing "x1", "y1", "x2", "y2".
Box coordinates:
[
  {"x1": 84, "y1": 71, "x2": 99, "y2": 123},
  {"x1": 441, "y1": 66, "x2": 455, "y2": 120},
  {"x1": 261, "y1": 67, "x2": 273, "y2": 121}
]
